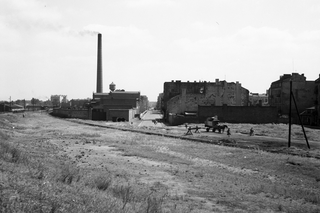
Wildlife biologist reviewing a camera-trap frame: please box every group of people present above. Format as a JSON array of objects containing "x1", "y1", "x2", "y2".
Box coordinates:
[
  {"x1": 227, "y1": 127, "x2": 254, "y2": 137},
  {"x1": 184, "y1": 124, "x2": 254, "y2": 137}
]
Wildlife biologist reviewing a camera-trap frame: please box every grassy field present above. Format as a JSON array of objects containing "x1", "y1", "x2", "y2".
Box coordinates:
[{"x1": 1, "y1": 112, "x2": 320, "y2": 212}]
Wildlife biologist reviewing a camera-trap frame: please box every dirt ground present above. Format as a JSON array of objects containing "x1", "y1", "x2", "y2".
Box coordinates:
[{"x1": 1, "y1": 111, "x2": 320, "y2": 212}]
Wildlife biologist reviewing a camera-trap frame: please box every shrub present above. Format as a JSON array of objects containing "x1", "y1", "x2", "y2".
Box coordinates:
[
  {"x1": 0, "y1": 130, "x2": 9, "y2": 140},
  {"x1": 56, "y1": 164, "x2": 80, "y2": 184},
  {"x1": 144, "y1": 196, "x2": 164, "y2": 213},
  {"x1": 94, "y1": 175, "x2": 112, "y2": 191},
  {"x1": 0, "y1": 140, "x2": 23, "y2": 163},
  {"x1": 111, "y1": 184, "x2": 134, "y2": 209}
]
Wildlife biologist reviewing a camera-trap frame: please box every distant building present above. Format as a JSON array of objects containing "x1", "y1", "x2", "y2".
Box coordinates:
[
  {"x1": 51, "y1": 95, "x2": 67, "y2": 107},
  {"x1": 162, "y1": 79, "x2": 249, "y2": 123},
  {"x1": 156, "y1": 93, "x2": 163, "y2": 110},
  {"x1": 301, "y1": 74, "x2": 320, "y2": 126},
  {"x1": 268, "y1": 73, "x2": 316, "y2": 115},
  {"x1": 300, "y1": 107, "x2": 317, "y2": 126},
  {"x1": 315, "y1": 75, "x2": 320, "y2": 125},
  {"x1": 139, "y1": 95, "x2": 149, "y2": 113},
  {"x1": 249, "y1": 93, "x2": 268, "y2": 106},
  {"x1": 90, "y1": 82, "x2": 141, "y2": 121},
  {"x1": 25, "y1": 105, "x2": 43, "y2": 111},
  {"x1": 70, "y1": 99, "x2": 90, "y2": 109},
  {"x1": 0, "y1": 102, "x2": 24, "y2": 112}
]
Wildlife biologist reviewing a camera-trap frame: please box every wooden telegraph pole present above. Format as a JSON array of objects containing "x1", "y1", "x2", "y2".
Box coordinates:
[{"x1": 288, "y1": 80, "x2": 310, "y2": 149}]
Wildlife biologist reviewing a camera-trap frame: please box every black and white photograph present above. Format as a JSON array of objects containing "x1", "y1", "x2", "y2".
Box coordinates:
[{"x1": 1, "y1": 0, "x2": 320, "y2": 212}]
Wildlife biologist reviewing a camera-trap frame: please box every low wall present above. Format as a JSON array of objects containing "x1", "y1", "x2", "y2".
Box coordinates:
[
  {"x1": 108, "y1": 109, "x2": 134, "y2": 122},
  {"x1": 198, "y1": 105, "x2": 279, "y2": 124},
  {"x1": 167, "y1": 114, "x2": 199, "y2": 126},
  {"x1": 51, "y1": 109, "x2": 89, "y2": 119}
]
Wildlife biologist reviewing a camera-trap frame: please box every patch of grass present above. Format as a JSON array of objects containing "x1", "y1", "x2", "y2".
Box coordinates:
[
  {"x1": 56, "y1": 163, "x2": 80, "y2": 184},
  {"x1": 93, "y1": 174, "x2": 112, "y2": 191},
  {"x1": 79, "y1": 132, "x2": 101, "y2": 137},
  {"x1": 0, "y1": 140, "x2": 24, "y2": 163},
  {"x1": 0, "y1": 130, "x2": 9, "y2": 140},
  {"x1": 111, "y1": 184, "x2": 134, "y2": 209},
  {"x1": 250, "y1": 183, "x2": 320, "y2": 205},
  {"x1": 143, "y1": 195, "x2": 165, "y2": 213}
]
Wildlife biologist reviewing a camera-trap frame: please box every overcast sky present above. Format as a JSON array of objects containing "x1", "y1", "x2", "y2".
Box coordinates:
[{"x1": 1, "y1": 0, "x2": 320, "y2": 101}]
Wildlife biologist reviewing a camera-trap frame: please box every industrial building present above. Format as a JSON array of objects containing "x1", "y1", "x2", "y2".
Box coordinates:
[
  {"x1": 90, "y1": 34, "x2": 141, "y2": 121},
  {"x1": 91, "y1": 83, "x2": 140, "y2": 121},
  {"x1": 52, "y1": 33, "x2": 143, "y2": 122}
]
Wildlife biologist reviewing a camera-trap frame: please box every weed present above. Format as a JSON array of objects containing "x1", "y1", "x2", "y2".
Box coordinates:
[
  {"x1": 0, "y1": 140, "x2": 11, "y2": 154},
  {"x1": 9, "y1": 147, "x2": 21, "y2": 163},
  {"x1": 27, "y1": 160, "x2": 46, "y2": 180},
  {"x1": 250, "y1": 183, "x2": 320, "y2": 206},
  {"x1": 111, "y1": 184, "x2": 134, "y2": 209},
  {"x1": 144, "y1": 195, "x2": 164, "y2": 213},
  {"x1": 56, "y1": 163, "x2": 80, "y2": 184},
  {"x1": 94, "y1": 175, "x2": 112, "y2": 191},
  {"x1": 277, "y1": 203, "x2": 283, "y2": 211},
  {"x1": 0, "y1": 130, "x2": 9, "y2": 140},
  {"x1": 0, "y1": 140, "x2": 23, "y2": 163}
]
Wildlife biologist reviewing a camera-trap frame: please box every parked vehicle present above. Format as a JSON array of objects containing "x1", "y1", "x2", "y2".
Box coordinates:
[{"x1": 204, "y1": 116, "x2": 228, "y2": 133}]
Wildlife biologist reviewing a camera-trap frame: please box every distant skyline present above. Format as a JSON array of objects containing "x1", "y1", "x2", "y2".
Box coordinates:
[{"x1": 1, "y1": 0, "x2": 320, "y2": 101}]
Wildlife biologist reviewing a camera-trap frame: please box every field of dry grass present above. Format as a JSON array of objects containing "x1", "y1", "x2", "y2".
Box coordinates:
[{"x1": 1, "y1": 112, "x2": 320, "y2": 212}]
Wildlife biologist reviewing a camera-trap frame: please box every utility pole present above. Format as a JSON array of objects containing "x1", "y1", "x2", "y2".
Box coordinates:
[
  {"x1": 288, "y1": 81, "x2": 292, "y2": 147},
  {"x1": 288, "y1": 80, "x2": 310, "y2": 149}
]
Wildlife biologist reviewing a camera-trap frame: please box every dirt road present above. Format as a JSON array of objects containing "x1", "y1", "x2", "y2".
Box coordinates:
[{"x1": 1, "y1": 112, "x2": 320, "y2": 212}]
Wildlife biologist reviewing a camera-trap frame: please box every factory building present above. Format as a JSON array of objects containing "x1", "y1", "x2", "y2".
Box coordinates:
[
  {"x1": 91, "y1": 83, "x2": 140, "y2": 121},
  {"x1": 90, "y1": 34, "x2": 141, "y2": 122},
  {"x1": 51, "y1": 33, "x2": 143, "y2": 121}
]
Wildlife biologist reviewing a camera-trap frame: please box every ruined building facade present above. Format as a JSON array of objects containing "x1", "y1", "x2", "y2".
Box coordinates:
[
  {"x1": 162, "y1": 80, "x2": 249, "y2": 120},
  {"x1": 268, "y1": 73, "x2": 316, "y2": 115},
  {"x1": 316, "y1": 76, "x2": 320, "y2": 125}
]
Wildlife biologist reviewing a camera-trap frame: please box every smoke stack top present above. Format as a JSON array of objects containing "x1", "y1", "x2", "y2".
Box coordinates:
[{"x1": 96, "y1": 33, "x2": 103, "y2": 93}]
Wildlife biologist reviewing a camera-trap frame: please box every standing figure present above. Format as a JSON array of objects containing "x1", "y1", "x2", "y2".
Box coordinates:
[
  {"x1": 249, "y1": 128, "x2": 254, "y2": 136},
  {"x1": 227, "y1": 128, "x2": 231, "y2": 137}
]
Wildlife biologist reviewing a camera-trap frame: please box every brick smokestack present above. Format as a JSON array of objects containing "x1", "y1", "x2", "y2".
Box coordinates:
[{"x1": 96, "y1": 33, "x2": 103, "y2": 93}]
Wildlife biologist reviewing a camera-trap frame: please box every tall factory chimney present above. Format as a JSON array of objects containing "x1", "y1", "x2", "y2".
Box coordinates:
[{"x1": 96, "y1": 33, "x2": 103, "y2": 93}]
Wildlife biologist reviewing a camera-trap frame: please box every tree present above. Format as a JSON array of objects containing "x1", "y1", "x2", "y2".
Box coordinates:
[{"x1": 31, "y1": 98, "x2": 39, "y2": 105}]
